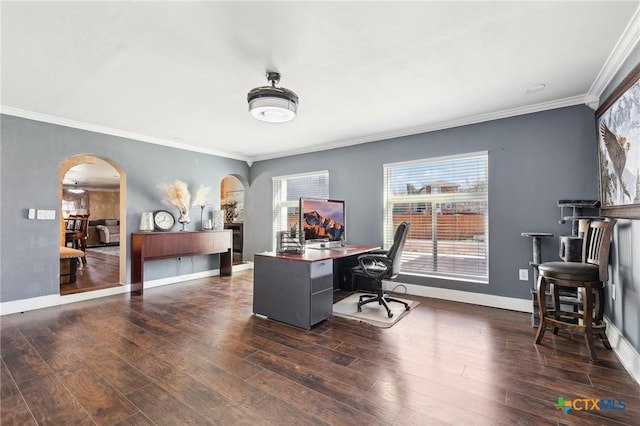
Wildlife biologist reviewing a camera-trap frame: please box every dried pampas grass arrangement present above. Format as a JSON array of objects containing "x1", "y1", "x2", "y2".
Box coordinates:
[{"x1": 157, "y1": 180, "x2": 211, "y2": 214}]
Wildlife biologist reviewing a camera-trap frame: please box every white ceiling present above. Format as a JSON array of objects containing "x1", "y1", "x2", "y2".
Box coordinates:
[
  {"x1": 63, "y1": 158, "x2": 120, "y2": 189},
  {"x1": 2, "y1": 1, "x2": 640, "y2": 166}
]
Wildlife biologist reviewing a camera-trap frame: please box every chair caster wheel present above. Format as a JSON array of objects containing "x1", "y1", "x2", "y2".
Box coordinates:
[
  {"x1": 388, "y1": 312, "x2": 393, "y2": 318},
  {"x1": 405, "y1": 305, "x2": 410, "y2": 311},
  {"x1": 357, "y1": 306, "x2": 362, "y2": 313}
]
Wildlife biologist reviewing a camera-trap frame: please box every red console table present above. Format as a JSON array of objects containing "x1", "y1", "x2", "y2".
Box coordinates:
[{"x1": 131, "y1": 230, "x2": 232, "y2": 295}]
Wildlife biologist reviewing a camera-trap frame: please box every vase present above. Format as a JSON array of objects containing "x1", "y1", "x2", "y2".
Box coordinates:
[
  {"x1": 178, "y1": 211, "x2": 191, "y2": 231},
  {"x1": 139, "y1": 212, "x2": 154, "y2": 232},
  {"x1": 213, "y1": 210, "x2": 224, "y2": 229}
]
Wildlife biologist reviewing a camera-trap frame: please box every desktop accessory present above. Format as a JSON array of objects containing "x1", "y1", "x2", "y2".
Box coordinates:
[{"x1": 153, "y1": 210, "x2": 175, "y2": 231}]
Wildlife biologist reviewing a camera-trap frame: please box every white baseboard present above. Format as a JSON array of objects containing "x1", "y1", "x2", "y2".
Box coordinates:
[
  {"x1": 383, "y1": 280, "x2": 533, "y2": 313},
  {"x1": 0, "y1": 264, "x2": 253, "y2": 316},
  {"x1": 0, "y1": 294, "x2": 62, "y2": 316},
  {"x1": 604, "y1": 317, "x2": 640, "y2": 386}
]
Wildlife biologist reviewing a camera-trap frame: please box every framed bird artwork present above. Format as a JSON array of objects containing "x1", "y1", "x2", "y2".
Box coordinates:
[{"x1": 596, "y1": 62, "x2": 640, "y2": 219}]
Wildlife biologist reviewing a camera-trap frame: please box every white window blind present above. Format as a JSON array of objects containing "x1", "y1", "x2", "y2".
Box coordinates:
[
  {"x1": 272, "y1": 171, "x2": 329, "y2": 250},
  {"x1": 384, "y1": 152, "x2": 488, "y2": 282}
]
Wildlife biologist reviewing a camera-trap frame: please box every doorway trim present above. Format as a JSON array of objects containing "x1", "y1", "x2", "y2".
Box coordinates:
[{"x1": 59, "y1": 154, "x2": 127, "y2": 287}]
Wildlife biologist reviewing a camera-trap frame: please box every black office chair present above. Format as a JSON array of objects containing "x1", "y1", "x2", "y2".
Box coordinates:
[{"x1": 353, "y1": 221, "x2": 411, "y2": 318}]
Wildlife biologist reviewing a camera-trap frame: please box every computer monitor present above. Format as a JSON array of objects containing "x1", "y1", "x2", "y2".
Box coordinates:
[{"x1": 299, "y1": 198, "x2": 345, "y2": 248}]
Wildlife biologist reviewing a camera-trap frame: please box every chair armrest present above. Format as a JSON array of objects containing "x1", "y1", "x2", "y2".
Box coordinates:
[
  {"x1": 96, "y1": 225, "x2": 110, "y2": 239},
  {"x1": 368, "y1": 249, "x2": 388, "y2": 255},
  {"x1": 357, "y1": 254, "x2": 393, "y2": 279}
]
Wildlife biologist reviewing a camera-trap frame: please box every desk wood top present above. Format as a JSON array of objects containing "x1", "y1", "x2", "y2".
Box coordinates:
[{"x1": 255, "y1": 245, "x2": 379, "y2": 262}]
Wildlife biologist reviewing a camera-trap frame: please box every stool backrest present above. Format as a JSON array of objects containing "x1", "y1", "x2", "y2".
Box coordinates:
[{"x1": 583, "y1": 219, "x2": 616, "y2": 282}]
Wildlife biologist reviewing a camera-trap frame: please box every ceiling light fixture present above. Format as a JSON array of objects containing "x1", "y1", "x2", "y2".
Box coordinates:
[{"x1": 247, "y1": 71, "x2": 298, "y2": 123}]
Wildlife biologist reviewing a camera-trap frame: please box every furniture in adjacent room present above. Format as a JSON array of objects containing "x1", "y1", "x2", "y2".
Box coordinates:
[
  {"x1": 352, "y1": 221, "x2": 411, "y2": 318},
  {"x1": 253, "y1": 245, "x2": 378, "y2": 329},
  {"x1": 535, "y1": 219, "x2": 617, "y2": 361},
  {"x1": 96, "y1": 221, "x2": 120, "y2": 245},
  {"x1": 86, "y1": 219, "x2": 120, "y2": 246},
  {"x1": 224, "y1": 222, "x2": 243, "y2": 263},
  {"x1": 59, "y1": 246, "x2": 85, "y2": 284},
  {"x1": 130, "y1": 230, "x2": 232, "y2": 295},
  {"x1": 65, "y1": 214, "x2": 89, "y2": 265}
]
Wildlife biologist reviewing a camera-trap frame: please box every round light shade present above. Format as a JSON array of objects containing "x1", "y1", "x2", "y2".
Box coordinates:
[{"x1": 247, "y1": 81, "x2": 298, "y2": 123}]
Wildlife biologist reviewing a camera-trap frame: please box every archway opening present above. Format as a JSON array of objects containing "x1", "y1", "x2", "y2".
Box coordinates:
[
  {"x1": 59, "y1": 155, "x2": 127, "y2": 294},
  {"x1": 221, "y1": 175, "x2": 246, "y2": 265}
]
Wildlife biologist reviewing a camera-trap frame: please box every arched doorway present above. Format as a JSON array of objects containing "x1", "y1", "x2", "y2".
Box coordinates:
[
  {"x1": 59, "y1": 155, "x2": 127, "y2": 294},
  {"x1": 221, "y1": 175, "x2": 246, "y2": 265}
]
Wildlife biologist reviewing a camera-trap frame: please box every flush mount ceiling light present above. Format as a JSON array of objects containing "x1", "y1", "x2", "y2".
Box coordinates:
[{"x1": 247, "y1": 71, "x2": 298, "y2": 123}]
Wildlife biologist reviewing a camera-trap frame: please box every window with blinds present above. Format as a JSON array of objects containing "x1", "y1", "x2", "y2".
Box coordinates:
[
  {"x1": 383, "y1": 151, "x2": 488, "y2": 282},
  {"x1": 272, "y1": 170, "x2": 329, "y2": 250}
]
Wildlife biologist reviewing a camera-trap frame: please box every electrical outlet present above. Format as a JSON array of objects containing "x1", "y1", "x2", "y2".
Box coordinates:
[{"x1": 519, "y1": 269, "x2": 529, "y2": 281}]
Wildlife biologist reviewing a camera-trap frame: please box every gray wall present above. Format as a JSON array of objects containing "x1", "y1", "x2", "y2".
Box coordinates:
[
  {"x1": 0, "y1": 115, "x2": 249, "y2": 302},
  {"x1": 600, "y1": 44, "x2": 640, "y2": 351},
  {"x1": 248, "y1": 105, "x2": 599, "y2": 301}
]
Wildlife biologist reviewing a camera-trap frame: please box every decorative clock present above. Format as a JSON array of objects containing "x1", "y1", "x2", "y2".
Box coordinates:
[{"x1": 153, "y1": 210, "x2": 175, "y2": 231}]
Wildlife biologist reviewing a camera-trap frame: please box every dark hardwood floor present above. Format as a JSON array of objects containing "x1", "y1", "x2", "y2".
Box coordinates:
[
  {"x1": 3, "y1": 270, "x2": 638, "y2": 425},
  {"x1": 60, "y1": 247, "x2": 121, "y2": 295}
]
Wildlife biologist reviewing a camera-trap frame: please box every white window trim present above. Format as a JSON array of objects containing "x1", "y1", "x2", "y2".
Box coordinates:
[
  {"x1": 383, "y1": 151, "x2": 488, "y2": 283},
  {"x1": 272, "y1": 170, "x2": 329, "y2": 251}
]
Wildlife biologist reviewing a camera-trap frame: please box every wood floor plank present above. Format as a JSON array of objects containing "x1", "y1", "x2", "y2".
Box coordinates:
[
  {"x1": 247, "y1": 334, "x2": 377, "y2": 391},
  {"x1": 246, "y1": 349, "x2": 402, "y2": 424},
  {"x1": 19, "y1": 373, "x2": 94, "y2": 425},
  {"x1": 126, "y1": 382, "x2": 213, "y2": 425},
  {"x1": 1, "y1": 269, "x2": 638, "y2": 425},
  {"x1": 248, "y1": 369, "x2": 385, "y2": 426},
  {"x1": 250, "y1": 394, "x2": 331, "y2": 426},
  {"x1": 0, "y1": 359, "x2": 38, "y2": 425}
]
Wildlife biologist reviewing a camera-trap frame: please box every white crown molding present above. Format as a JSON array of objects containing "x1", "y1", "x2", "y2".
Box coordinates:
[
  {"x1": 250, "y1": 94, "x2": 593, "y2": 162},
  {"x1": 0, "y1": 91, "x2": 609, "y2": 164},
  {"x1": 0, "y1": 105, "x2": 250, "y2": 162},
  {"x1": 588, "y1": 4, "x2": 640, "y2": 106}
]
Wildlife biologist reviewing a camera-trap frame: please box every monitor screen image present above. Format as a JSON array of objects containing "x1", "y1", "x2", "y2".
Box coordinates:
[{"x1": 299, "y1": 198, "x2": 345, "y2": 245}]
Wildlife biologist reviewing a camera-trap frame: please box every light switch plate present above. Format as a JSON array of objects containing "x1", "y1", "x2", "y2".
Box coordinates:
[
  {"x1": 36, "y1": 209, "x2": 56, "y2": 220},
  {"x1": 519, "y1": 269, "x2": 529, "y2": 281}
]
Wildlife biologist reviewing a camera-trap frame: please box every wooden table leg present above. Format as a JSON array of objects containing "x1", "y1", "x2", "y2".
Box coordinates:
[{"x1": 582, "y1": 286, "x2": 598, "y2": 361}]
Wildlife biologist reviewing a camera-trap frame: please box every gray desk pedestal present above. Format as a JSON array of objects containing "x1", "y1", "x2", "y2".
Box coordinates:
[{"x1": 253, "y1": 256, "x2": 333, "y2": 330}]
